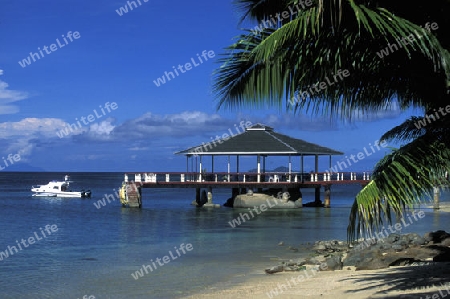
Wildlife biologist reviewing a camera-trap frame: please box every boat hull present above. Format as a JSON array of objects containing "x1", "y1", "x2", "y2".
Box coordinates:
[
  {"x1": 32, "y1": 193, "x2": 57, "y2": 197},
  {"x1": 32, "y1": 191, "x2": 83, "y2": 198}
]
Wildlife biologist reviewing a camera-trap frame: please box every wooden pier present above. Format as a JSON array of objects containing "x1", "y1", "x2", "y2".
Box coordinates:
[{"x1": 119, "y1": 171, "x2": 371, "y2": 208}]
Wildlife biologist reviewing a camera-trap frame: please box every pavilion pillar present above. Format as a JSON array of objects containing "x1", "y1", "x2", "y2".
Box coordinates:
[
  {"x1": 314, "y1": 155, "x2": 319, "y2": 183},
  {"x1": 195, "y1": 155, "x2": 198, "y2": 174},
  {"x1": 212, "y1": 156, "x2": 214, "y2": 173},
  {"x1": 314, "y1": 155, "x2": 319, "y2": 172},
  {"x1": 199, "y1": 156, "x2": 203, "y2": 182},
  {"x1": 288, "y1": 155, "x2": 292, "y2": 182},
  {"x1": 324, "y1": 185, "x2": 331, "y2": 208},
  {"x1": 262, "y1": 155, "x2": 266, "y2": 182},
  {"x1": 191, "y1": 156, "x2": 194, "y2": 181},
  {"x1": 301, "y1": 154, "x2": 304, "y2": 182},
  {"x1": 257, "y1": 155, "x2": 261, "y2": 183},
  {"x1": 227, "y1": 155, "x2": 230, "y2": 182}
]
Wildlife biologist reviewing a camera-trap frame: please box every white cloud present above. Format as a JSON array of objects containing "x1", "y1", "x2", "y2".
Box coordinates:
[
  {"x1": 84, "y1": 119, "x2": 116, "y2": 139},
  {"x1": 0, "y1": 118, "x2": 68, "y2": 158},
  {"x1": 129, "y1": 146, "x2": 149, "y2": 151},
  {"x1": 0, "y1": 71, "x2": 28, "y2": 114},
  {"x1": 0, "y1": 118, "x2": 67, "y2": 138},
  {"x1": 91, "y1": 120, "x2": 115, "y2": 134},
  {"x1": 56, "y1": 118, "x2": 116, "y2": 141}
]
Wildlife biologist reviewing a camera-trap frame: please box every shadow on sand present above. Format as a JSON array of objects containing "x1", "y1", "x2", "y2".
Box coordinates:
[{"x1": 341, "y1": 262, "x2": 450, "y2": 298}]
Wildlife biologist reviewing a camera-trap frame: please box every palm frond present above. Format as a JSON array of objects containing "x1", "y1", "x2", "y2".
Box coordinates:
[
  {"x1": 380, "y1": 116, "x2": 428, "y2": 143},
  {"x1": 214, "y1": 2, "x2": 449, "y2": 119},
  {"x1": 347, "y1": 138, "x2": 450, "y2": 242}
]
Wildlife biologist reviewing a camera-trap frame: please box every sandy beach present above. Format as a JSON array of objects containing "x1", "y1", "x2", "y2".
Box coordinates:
[
  {"x1": 187, "y1": 203, "x2": 450, "y2": 299},
  {"x1": 186, "y1": 263, "x2": 450, "y2": 298}
]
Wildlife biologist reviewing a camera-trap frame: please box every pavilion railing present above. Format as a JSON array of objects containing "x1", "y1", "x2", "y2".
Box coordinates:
[{"x1": 124, "y1": 171, "x2": 372, "y2": 184}]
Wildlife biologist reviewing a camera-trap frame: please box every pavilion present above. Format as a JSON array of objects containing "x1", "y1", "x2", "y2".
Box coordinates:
[{"x1": 176, "y1": 123, "x2": 343, "y2": 182}]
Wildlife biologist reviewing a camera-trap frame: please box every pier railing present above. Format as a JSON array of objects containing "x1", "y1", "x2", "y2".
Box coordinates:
[{"x1": 123, "y1": 171, "x2": 372, "y2": 184}]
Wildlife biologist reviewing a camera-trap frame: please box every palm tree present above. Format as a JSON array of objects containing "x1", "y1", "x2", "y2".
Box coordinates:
[{"x1": 214, "y1": 0, "x2": 450, "y2": 240}]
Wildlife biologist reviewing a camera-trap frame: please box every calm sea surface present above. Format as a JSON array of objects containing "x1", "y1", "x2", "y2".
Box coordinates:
[{"x1": 0, "y1": 172, "x2": 448, "y2": 299}]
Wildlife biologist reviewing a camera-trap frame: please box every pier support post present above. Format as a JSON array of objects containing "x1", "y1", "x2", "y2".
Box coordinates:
[
  {"x1": 288, "y1": 188, "x2": 302, "y2": 207},
  {"x1": 433, "y1": 186, "x2": 440, "y2": 210},
  {"x1": 196, "y1": 188, "x2": 200, "y2": 202},
  {"x1": 315, "y1": 186, "x2": 320, "y2": 204},
  {"x1": 124, "y1": 182, "x2": 142, "y2": 208},
  {"x1": 207, "y1": 186, "x2": 213, "y2": 204},
  {"x1": 232, "y1": 188, "x2": 239, "y2": 199},
  {"x1": 324, "y1": 185, "x2": 331, "y2": 208}
]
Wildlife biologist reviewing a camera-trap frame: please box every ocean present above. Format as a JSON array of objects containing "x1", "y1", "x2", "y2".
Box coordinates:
[{"x1": 0, "y1": 172, "x2": 448, "y2": 299}]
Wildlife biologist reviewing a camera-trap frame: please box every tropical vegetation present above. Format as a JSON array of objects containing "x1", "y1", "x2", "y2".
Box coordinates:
[{"x1": 214, "y1": 0, "x2": 450, "y2": 240}]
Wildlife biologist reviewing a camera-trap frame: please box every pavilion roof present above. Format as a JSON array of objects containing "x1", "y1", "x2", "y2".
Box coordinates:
[{"x1": 176, "y1": 124, "x2": 343, "y2": 156}]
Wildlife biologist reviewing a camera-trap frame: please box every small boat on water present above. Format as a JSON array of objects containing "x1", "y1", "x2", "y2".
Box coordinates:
[
  {"x1": 31, "y1": 175, "x2": 91, "y2": 198},
  {"x1": 32, "y1": 193, "x2": 57, "y2": 197}
]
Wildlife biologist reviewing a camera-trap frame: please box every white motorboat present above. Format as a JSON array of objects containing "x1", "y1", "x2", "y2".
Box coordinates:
[
  {"x1": 31, "y1": 175, "x2": 91, "y2": 198},
  {"x1": 32, "y1": 193, "x2": 57, "y2": 197}
]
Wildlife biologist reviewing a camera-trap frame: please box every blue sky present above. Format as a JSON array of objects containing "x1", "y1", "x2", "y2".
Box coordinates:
[{"x1": 0, "y1": 0, "x2": 422, "y2": 172}]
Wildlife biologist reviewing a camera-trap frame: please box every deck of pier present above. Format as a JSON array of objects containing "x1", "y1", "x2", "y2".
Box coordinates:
[
  {"x1": 124, "y1": 172, "x2": 371, "y2": 189},
  {"x1": 120, "y1": 171, "x2": 370, "y2": 208}
]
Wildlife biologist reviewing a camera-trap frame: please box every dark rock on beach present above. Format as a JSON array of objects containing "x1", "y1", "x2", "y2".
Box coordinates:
[
  {"x1": 424, "y1": 230, "x2": 450, "y2": 244},
  {"x1": 264, "y1": 265, "x2": 284, "y2": 274},
  {"x1": 264, "y1": 230, "x2": 450, "y2": 274},
  {"x1": 324, "y1": 255, "x2": 343, "y2": 271},
  {"x1": 344, "y1": 230, "x2": 450, "y2": 270}
]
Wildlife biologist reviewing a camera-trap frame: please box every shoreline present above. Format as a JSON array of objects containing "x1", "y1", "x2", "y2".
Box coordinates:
[{"x1": 185, "y1": 203, "x2": 450, "y2": 298}]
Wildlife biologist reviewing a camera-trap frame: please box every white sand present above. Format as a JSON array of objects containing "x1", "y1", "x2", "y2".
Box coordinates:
[{"x1": 185, "y1": 262, "x2": 450, "y2": 298}]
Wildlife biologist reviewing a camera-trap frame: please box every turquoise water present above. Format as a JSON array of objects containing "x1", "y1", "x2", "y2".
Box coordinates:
[{"x1": 0, "y1": 172, "x2": 448, "y2": 298}]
